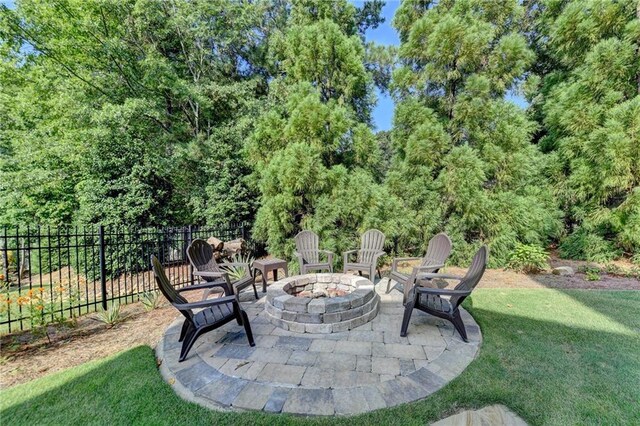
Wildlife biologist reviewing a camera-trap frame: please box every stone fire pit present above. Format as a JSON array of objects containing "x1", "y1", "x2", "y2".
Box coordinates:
[{"x1": 265, "y1": 273, "x2": 379, "y2": 334}]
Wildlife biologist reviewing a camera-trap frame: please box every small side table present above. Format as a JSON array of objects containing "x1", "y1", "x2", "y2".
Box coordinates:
[{"x1": 253, "y1": 258, "x2": 289, "y2": 293}]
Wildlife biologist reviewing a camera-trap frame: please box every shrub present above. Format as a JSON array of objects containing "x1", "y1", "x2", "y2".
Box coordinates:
[
  {"x1": 507, "y1": 243, "x2": 549, "y2": 274},
  {"x1": 559, "y1": 230, "x2": 620, "y2": 262},
  {"x1": 581, "y1": 266, "x2": 602, "y2": 282},
  {"x1": 604, "y1": 263, "x2": 624, "y2": 276}
]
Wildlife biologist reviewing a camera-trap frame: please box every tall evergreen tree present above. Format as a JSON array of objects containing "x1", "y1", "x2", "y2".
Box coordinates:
[
  {"x1": 248, "y1": 0, "x2": 400, "y2": 261},
  {"x1": 528, "y1": 0, "x2": 640, "y2": 262},
  {"x1": 389, "y1": 0, "x2": 562, "y2": 265}
]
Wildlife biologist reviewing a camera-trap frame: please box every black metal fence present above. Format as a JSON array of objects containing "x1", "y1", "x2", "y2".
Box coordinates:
[{"x1": 0, "y1": 223, "x2": 256, "y2": 334}]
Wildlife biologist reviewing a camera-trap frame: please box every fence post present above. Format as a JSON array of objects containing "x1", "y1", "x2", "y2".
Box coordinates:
[
  {"x1": 98, "y1": 225, "x2": 108, "y2": 310},
  {"x1": 187, "y1": 225, "x2": 194, "y2": 286},
  {"x1": 1, "y1": 227, "x2": 8, "y2": 283},
  {"x1": 241, "y1": 223, "x2": 248, "y2": 241}
]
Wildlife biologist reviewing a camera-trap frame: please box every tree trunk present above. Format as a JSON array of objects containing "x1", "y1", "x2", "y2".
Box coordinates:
[{"x1": 18, "y1": 239, "x2": 29, "y2": 279}]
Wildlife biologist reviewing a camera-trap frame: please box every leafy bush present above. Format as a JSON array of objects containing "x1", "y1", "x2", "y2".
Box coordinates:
[
  {"x1": 581, "y1": 266, "x2": 602, "y2": 282},
  {"x1": 507, "y1": 243, "x2": 549, "y2": 274},
  {"x1": 559, "y1": 231, "x2": 620, "y2": 262}
]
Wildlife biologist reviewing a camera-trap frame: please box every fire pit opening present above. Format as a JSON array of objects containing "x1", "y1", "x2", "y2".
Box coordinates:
[
  {"x1": 291, "y1": 284, "x2": 349, "y2": 299},
  {"x1": 265, "y1": 273, "x2": 379, "y2": 334}
]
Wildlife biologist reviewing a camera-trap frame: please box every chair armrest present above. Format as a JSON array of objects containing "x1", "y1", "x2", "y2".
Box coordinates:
[
  {"x1": 343, "y1": 249, "x2": 357, "y2": 265},
  {"x1": 294, "y1": 251, "x2": 305, "y2": 266},
  {"x1": 221, "y1": 262, "x2": 250, "y2": 268},
  {"x1": 173, "y1": 295, "x2": 237, "y2": 310},
  {"x1": 415, "y1": 287, "x2": 470, "y2": 296},
  {"x1": 372, "y1": 251, "x2": 386, "y2": 265},
  {"x1": 193, "y1": 270, "x2": 228, "y2": 279},
  {"x1": 320, "y1": 250, "x2": 334, "y2": 264},
  {"x1": 392, "y1": 257, "x2": 422, "y2": 271},
  {"x1": 176, "y1": 281, "x2": 228, "y2": 293},
  {"x1": 414, "y1": 272, "x2": 463, "y2": 280},
  {"x1": 413, "y1": 264, "x2": 445, "y2": 274}
]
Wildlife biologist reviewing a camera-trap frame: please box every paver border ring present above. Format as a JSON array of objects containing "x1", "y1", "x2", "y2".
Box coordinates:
[{"x1": 157, "y1": 285, "x2": 482, "y2": 416}]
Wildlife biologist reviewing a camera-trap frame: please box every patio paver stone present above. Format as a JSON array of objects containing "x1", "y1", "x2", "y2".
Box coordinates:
[{"x1": 157, "y1": 277, "x2": 481, "y2": 416}]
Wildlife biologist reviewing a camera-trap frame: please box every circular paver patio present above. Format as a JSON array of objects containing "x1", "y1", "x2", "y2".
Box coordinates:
[{"x1": 156, "y1": 278, "x2": 482, "y2": 416}]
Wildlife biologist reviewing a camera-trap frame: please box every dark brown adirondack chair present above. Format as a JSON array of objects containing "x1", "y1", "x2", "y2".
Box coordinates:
[
  {"x1": 343, "y1": 229, "x2": 386, "y2": 280},
  {"x1": 151, "y1": 255, "x2": 254, "y2": 362},
  {"x1": 400, "y1": 245, "x2": 488, "y2": 341},
  {"x1": 294, "y1": 230, "x2": 334, "y2": 274},
  {"x1": 187, "y1": 239, "x2": 258, "y2": 299},
  {"x1": 387, "y1": 233, "x2": 453, "y2": 305}
]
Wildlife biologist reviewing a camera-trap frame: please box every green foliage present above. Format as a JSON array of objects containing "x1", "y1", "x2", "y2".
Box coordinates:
[
  {"x1": 221, "y1": 253, "x2": 255, "y2": 280},
  {"x1": 139, "y1": 291, "x2": 162, "y2": 312},
  {"x1": 94, "y1": 302, "x2": 122, "y2": 328},
  {"x1": 604, "y1": 263, "x2": 624, "y2": 276},
  {"x1": 531, "y1": 0, "x2": 640, "y2": 262},
  {"x1": 559, "y1": 229, "x2": 620, "y2": 263},
  {"x1": 1, "y1": 0, "x2": 637, "y2": 267},
  {"x1": 580, "y1": 266, "x2": 602, "y2": 282},
  {"x1": 388, "y1": 0, "x2": 562, "y2": 266},
  {"x1": 249, "y1": 1, "x2": 392, "y2": 262},
  {"x1": 507, "y1": 243, "x2": 549, "y2": 274},
  {"x1": 0, "y1": 0, "x2": 276, "y2": 227}
]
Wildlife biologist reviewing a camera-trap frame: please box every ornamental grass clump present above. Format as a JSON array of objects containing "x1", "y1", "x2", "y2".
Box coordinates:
[
  {"x1": 221, "y1": 253, "x2": 254, "y2": 280},
  {"x1": 95, "y1": 302, "x2": 122, "y2": 328},
  {"x1": 140, "y1": 291, "x2": 162, "y2": 312}
]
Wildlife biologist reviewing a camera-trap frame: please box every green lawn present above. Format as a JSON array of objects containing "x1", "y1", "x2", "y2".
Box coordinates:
[{"x1": 2, "y1": 289, "x2": 639, "y2": 425}]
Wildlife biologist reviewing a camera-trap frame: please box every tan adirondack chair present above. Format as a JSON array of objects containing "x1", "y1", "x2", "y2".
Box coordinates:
[
  {"x1": 294, "y1": 230, "x2": 334, "y2": 274},
  {"x1": 387, "y1": 233, "x2": 453, "y2": 305},
  {"x1": 343, "y1": 229, "x2": 386, "y2": 280}
]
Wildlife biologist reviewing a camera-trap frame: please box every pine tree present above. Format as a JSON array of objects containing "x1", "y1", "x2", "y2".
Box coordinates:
[
  {"x1": 248, "y1": 0, "x2": 399, "y2": 261},
  {"x1": 389, "y1": 0, "x2": 562, "y2": 265},
  {"x1": 530, "y1": 0, "x2": 640, "y2": 262}
]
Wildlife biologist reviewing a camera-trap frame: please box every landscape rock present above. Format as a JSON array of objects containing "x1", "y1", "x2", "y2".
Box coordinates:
[{"x1": 552, "y1": 266, "x2": 574, "y2": 276}]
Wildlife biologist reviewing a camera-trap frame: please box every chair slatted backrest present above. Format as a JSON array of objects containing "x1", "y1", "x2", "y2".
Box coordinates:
[
  {"x1": 357, "y1": 229, "x2": 386, "y2": 264},
  {"x1": 450, "y1": 246, "x2": 488, "y2": 308},
  {"x1": 421, "y1": 233, "x2": 453, "y2": 268},
  {"x1": 151, "y1": 255, "x2": 193, "y2": 321},
  {"x1": 187, "y1": 239, "x2": 222, "y2": 276},
  {"x1": 295, "y1": 230, "x2": 320, "y2": 264}
]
